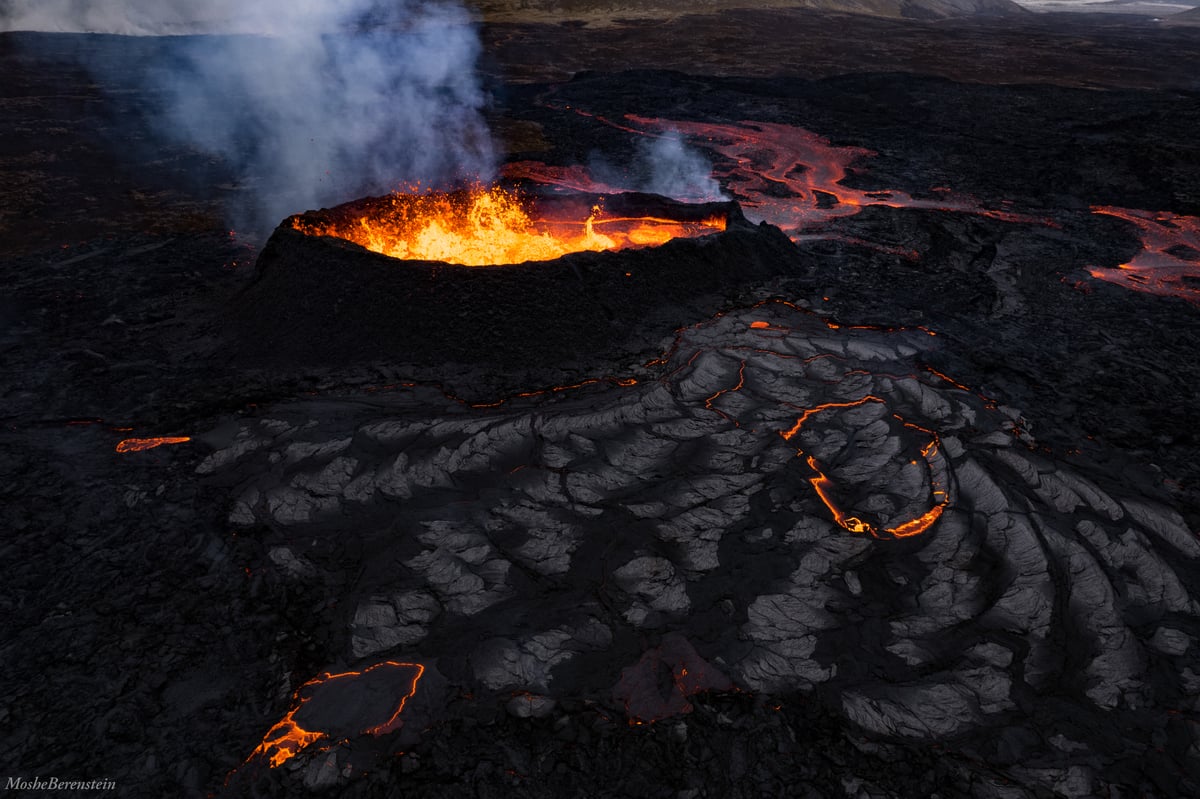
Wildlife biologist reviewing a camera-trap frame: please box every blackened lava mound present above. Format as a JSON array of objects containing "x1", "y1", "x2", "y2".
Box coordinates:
[
  {"x1": 226, "y1": 190, "x2": 801, "y2": 383},
  {"x1": 203, "y1": 303, "x2": 1200, "y2": 796}
]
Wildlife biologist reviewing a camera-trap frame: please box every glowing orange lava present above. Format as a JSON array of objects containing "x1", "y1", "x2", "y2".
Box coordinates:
[
  {"x1": 803, "y1": 451, "x2": 948, "y2": 539},
  {"x1": 252, "y1": 707, "x2": 324, "y2": 769},
  {"x1": 888, "y1": 503, "x2": 946, "y2": 538},
  {"x1": 1088, "y1": 206, "x2": 1200, "y2": 303},
  {"x1": 517, "y1": 109, "x2": 1200, "y2": 307},
  {"x1": 115, "y1": 437, "x2": 191, "y2": 453},
  {"x1": 506, "y1": 112, "x2": 1047, "y2": 247},
  {"x1": 249, "y1": 661, "x2": 424, "y2": 769},
  {"x1": 292, "y1": 184, "x2": 725, "y2": 266},
  {"x1": 779, "y1": 397, "x2": 885, "y2": 441},
  {"x1": 778, "y1": 397, "x2": 949, "y2": 539},
  {"x1": 703, "y1": 359, "x2": 748, "y2": 424}
]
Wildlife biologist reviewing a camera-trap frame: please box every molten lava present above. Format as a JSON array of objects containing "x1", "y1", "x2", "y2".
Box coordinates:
[
  {"x1": 778, "y1": 395, "x2": 949, "y2": 540},
  {"x1": 248, "y1": 661, "x2": 424, "y2": 769},
  {"x1": 115, "y1": 436, "x2": 191, "y2": 453},
  {"x1": 507, "y1": 112, "x2": 1046, "y2": 247},
  {"x1": 1089, "y1": 206, "x2": 1200, "y2": 303},
  {"x1": 292, "y1": 184, "x2": 725, "y2": 266}
]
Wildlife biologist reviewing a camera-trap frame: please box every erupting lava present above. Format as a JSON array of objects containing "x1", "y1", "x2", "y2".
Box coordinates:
[{"x1": 292, "y1": 184, "x2": 725, "y2": 266}]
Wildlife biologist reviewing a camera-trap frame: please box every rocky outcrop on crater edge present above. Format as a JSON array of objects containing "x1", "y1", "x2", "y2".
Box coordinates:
[{"x1": 202, "y1": 302, "x2": 1200, "y2": 796}]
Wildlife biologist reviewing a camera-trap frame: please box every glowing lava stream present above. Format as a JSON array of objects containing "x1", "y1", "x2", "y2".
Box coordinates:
[
  {"x1": 248, "y1": 661, "x2": 425, "y2": 769},
  {"x1": 1088, "y1": 206, "x2": 1200, "y2": 303},
  {"x1": 115, "y1": 436, "x2": 191, "y2": 453},
  {"x1": 505, "y1": 113, "x2": 1047, "y2": 244},
  {"x1": 292, "y1": 184, "x2": 725, "y2": 266},
  {"x1": 508, "y1": 108, "x2": 1200, "y2": 303}
]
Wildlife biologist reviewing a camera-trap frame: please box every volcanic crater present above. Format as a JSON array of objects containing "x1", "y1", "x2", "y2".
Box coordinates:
[{"x1": 232, "y1": 186, "x2": 803, "y2": 384}]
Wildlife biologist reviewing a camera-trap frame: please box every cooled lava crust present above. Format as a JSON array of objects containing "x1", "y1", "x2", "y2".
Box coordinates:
[{"x1": 228, "y1": 189, "x2": 801, "y2": 373}]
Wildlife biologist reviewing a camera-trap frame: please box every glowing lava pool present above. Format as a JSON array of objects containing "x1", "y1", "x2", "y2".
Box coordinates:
[{"x1": 290, "y1": 183, "x2": 729, "y2": 266}]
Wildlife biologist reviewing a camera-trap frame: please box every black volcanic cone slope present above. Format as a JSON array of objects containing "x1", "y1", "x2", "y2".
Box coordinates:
[{"x1": 226, "y1": 191, "x2": 802, "y2": 374}]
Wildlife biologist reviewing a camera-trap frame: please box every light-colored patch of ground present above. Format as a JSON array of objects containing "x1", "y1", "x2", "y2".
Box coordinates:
[{"x1": 1014, "y1": 0, "x2": 1199, "y2": 14}]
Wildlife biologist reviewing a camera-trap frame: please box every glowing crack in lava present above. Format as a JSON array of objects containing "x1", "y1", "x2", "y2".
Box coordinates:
[
  {"x1": 767, "y1": 372, "x2": 948, "y2": 539},
  {"x1": 291, "y1": 184, "x2": 726, "y2": 266},
  {"x1": 1089, "y1": 206, "x2": 1200, "y2": 303},
  {"x1": 247, "y1": 661, "x2": 424, "y2": 769}
]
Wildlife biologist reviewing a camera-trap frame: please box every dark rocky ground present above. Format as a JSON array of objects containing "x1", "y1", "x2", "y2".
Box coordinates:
[{"x1": 2, "y1": 14, "x2": 1200, "y2": 799}]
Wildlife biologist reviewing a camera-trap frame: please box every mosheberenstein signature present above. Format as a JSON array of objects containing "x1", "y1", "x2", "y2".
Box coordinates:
[{"x1": 6, "y1": 777, "x2": 116, "y2": 791}]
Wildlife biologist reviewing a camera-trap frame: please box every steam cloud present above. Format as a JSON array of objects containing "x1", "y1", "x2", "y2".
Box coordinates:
[
  {"x1": 639, "y1": 132, "x2": 726, "y2": 202},
  {"x1": 1, "y1": 0, "x2": 496, "y2": 233},
  {"x1": 587, "y1": 131, "x2": 726, "y2": 203},
  {"x1": 0, "y1": 0, "x2": 285, "y2": 34}
]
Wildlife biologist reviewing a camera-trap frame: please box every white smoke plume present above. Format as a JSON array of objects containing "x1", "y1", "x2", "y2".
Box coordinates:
[
  {"x1": 639, "y1": 131, "x2": 725, "y2": 202},
  {"x1": 0, "y1": 0, "x2": 496, "y2": 233},
  {"x1": 586, "y1": 130, "x2": 725, "y2": 203}
]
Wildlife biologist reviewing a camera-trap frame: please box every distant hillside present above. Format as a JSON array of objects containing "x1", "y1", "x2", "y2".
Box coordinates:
[
  {"x1": 896, "y1": 0, "x2": 1028, "y2": 18},
  {"x1": 1164, "y1": 5, "x2": 1200, "y2": 23},
  {"x1": 469, "y1": 0, "x2": 1029, "y2": 24}
]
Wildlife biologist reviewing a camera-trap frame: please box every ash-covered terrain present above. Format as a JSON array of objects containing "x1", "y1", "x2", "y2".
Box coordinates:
[{"x1": 2, "y1": 10, "x2": 1200, "y2": 799}]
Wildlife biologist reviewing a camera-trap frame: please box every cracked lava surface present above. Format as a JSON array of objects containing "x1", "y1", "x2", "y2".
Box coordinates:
[{"x1": 190, "y1": 302, "x2": 1200, "y2": 792}]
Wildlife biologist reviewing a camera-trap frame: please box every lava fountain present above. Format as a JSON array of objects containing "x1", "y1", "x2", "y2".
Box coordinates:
[{"x1": 291, "y1": 183, "x2": 727, "y2": 266}]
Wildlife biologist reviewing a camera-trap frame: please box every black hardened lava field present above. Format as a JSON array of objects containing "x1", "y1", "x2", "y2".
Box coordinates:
[{"x1": 2, "y1": 5, "x2": 1200, "y2": 798}]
